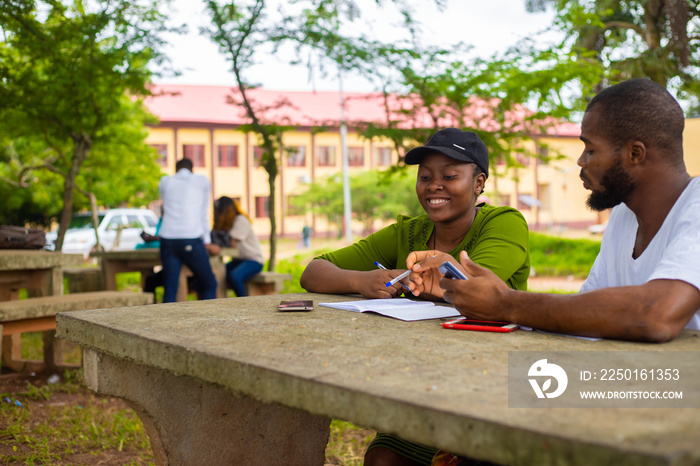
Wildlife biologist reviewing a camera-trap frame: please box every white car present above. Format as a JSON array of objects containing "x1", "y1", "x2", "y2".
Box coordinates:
[
  {"x1": 589, "y1": 221, "x2": 608, "y2": 235},
  {"x1": 45, "y1": 208, "x2": 159, "y2": 258}
]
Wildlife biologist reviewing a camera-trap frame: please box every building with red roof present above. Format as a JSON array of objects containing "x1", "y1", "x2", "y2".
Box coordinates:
[{"x1": 141, "y1": 84, "x2": 613, "y2": 239}]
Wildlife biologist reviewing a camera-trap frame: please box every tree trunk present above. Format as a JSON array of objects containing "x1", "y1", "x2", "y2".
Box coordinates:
[
  {"x1": 55, "y1": 134, "x2": 92, "y2": 251},
  {"x1": 264, "y1": 142, "x2": 278, "y2": 272}
]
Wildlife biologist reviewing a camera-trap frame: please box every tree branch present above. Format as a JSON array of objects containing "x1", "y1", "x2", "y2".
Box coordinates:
[{"x1": 603, "y1": 20, "x2": 645, "y2": 36}]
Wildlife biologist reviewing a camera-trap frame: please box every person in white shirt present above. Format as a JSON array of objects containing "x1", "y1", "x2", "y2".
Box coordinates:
[
  {"x1": 159, "y1": 158, "x2": 219, "y2": 302},
  {"x1": 212, "y1": 196, "x2": 264, "y2": 297},
  {"x1": 407, "y1": 78, "x2": 700, "y2": 342}
]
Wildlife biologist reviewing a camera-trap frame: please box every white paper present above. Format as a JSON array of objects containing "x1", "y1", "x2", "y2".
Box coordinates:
[{"x1": 319, "y1": 298, "x2": 460, "y2": 322}]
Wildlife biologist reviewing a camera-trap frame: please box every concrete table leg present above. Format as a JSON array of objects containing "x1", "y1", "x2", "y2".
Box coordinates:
[{"x1": 82, "y1": 349, "x2": 331, "y2": 466}]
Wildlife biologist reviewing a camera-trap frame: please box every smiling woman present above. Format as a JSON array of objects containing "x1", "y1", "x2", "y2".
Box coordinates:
[
  {"x1": 299, "y1": 128, "x2": 531, "y2": 465},
  {"x1": 300, "y1": 128, "x2": 530, "y2": 299}
]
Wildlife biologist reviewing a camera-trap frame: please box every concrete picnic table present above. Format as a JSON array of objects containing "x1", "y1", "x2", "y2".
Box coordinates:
[
  {"x1": 93, "y1": 248, "x2": 237, "y2": 301},
  {"x1": 56, "y1": 293, "x2": 700, "y2": 466},
  {"x1": 0, "y1": 249, "x2": 63, "y2": 301}
]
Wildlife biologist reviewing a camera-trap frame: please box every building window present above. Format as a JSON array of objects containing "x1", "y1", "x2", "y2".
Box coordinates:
[
  {"x1": 253, "y1": 146, "x2": 264, "y2": 168},
  {"x1": 149, "y1": 144, "x2": 167, "y2": 167},
  {"x1": 317, "y1": 146, "x2": 336, "y2": 167},
  {"x1": 183, "y1": 144, "x2": 205, "y2": 167},
  {"x1": 348, "y1": 146, "x2": 364, "y2": 167},
  {"x1": 374, "y1": 147, "x2": 392, "y2": 166},
  {"x1": 255, "y1": 196, "x2": 269, "y2": 218},
  {"x1": 218, "y1": 145, "x2": 239, "y2": 167},
  {"x1": 286, "y1": 146, "x2": 306, "y2": 167}
]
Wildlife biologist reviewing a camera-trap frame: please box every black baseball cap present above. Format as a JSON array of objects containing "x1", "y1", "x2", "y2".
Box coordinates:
[{"x1": 404, "y1": 128, "x2": 489, "y2": 178}]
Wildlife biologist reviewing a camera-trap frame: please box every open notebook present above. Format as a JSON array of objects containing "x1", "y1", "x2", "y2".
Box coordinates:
[{"x1": 319, "y1": 298, "x2": 461, "y2": 322}]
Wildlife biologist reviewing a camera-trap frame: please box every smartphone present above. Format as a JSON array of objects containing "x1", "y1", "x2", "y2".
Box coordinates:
[
  {"x1": 278, "y1": 300, "x2": 314, "y2": 312},
  {"x1": 442, "y1": 317, "x2": 519, "y2": 333},
  {"x1": 438, "y1": 261, "x2": 468, "y2": 280}
]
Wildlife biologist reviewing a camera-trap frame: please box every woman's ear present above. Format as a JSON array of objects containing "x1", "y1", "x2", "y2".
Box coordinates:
[{"x1": 474, "y1": 172, "x2": 487, "y2": 195}]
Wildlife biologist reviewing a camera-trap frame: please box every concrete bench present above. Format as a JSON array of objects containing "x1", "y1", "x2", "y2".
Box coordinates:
[
  {"x1": 244, "y1": 271, "x2": 292, "y2": 296},
  {"x1": 63, "y1": 267, "x2": 102, "y2": 293},
  {"x1": 0, "y1": 291, "x2": 153, "y2": 373}
]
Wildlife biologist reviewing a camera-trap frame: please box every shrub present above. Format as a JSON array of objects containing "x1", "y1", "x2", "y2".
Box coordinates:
[{"x1": 529, "y1": 233, "x2": 601, "y2": 278}]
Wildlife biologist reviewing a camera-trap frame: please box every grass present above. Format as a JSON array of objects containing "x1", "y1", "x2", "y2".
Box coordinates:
[
  {"x1": 529, "y1": 232, "x2": 600, "y2": 279},
  {"x1": 0, "y1": 370, "x2": 154, "y2": 465}
]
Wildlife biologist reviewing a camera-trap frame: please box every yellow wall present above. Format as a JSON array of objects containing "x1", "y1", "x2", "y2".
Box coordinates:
[
  {"x1": 684, "y1": 118, "x2": 700, "y2": 176},
  {"x1": 148, "y1": 126, "x2": 400, "y2": 238}
]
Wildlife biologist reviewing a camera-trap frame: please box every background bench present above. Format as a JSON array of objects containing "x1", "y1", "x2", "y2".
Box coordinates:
[
  {"x1": 63, "y1": 267, "x2": 102, "y2": 293},
  {"x1": 0, "y1": 290, "x2": 153, "y2": 373},
  {"x1": 244, "y1": 272, "x2": 292, "y2": 296}
]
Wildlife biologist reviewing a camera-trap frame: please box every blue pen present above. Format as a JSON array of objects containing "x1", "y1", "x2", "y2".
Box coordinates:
[
  {"x1": 385, "y1": 269, "x2": 411, "y2": 287},
  {"x1": 375, "y1": 261, "x2": 411, "y2": 291}
]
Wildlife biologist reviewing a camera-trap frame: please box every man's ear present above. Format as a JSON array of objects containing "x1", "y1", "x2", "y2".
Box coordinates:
[{"x1": 628, "y1": 141, "x2": 647, "y2": 166}]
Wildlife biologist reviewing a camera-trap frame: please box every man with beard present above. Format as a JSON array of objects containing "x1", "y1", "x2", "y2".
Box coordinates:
[{"x1": 407, "y1": 79, "x2": 700, "y2": 342}]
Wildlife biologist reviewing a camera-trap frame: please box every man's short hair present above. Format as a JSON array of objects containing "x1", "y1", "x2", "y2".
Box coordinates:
[
  {"x1": 586, "y1": 79, "x2": 685, "y2": 162},
  {"x1": 176, "y1": 158, "x2": 193, "y2": 171}
]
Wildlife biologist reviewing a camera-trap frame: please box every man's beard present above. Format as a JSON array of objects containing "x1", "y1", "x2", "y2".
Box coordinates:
[{"x1": 586, "y1": 158, "x2": 636, "y2": 212}]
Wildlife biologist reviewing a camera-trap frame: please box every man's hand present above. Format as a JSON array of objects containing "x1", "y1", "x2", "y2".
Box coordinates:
[
  {"x1": 406, "y1": 250, "x2": 460, "y2": 300},
  {"x1": 408, "y1": 250, "x2": 511, "y2": 318},
  {"x1": 438, "y1": 251, "x2": 510, "y2": 319}
]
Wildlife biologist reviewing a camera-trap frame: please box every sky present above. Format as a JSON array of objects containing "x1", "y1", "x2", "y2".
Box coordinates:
[{"x1": 155, "y1": 0, "x2": 560, "y2": 92}]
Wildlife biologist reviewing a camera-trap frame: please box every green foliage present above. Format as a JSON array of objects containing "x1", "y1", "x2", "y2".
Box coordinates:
[
  {"x1": 0, "y1": 0, "x2": 168, "y2": 237},
  {"x1": 525, "y1": 0, "x2": 700, "y2": 109},
  {"x1": 24, "y1": 383, "x2": 55, "y2": 402},
  {"x1": 529, "y1": 232, "x2": 601, "y2": 278},
  {"x1": 292, "y1": 169, "x2": 422, "y2": 236},
  {"x1": 278, "y1": 258, "x2": 307, "y2": 294}
]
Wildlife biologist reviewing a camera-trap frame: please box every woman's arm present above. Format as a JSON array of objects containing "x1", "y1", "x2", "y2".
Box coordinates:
[{"x1": 300, "y1": 259, "x2": 406, "y2": 298}]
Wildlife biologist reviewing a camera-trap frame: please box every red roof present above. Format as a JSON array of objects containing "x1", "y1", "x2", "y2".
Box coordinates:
[{"x1": 144, "y1": 84, "x2": 580, "y2": 137}]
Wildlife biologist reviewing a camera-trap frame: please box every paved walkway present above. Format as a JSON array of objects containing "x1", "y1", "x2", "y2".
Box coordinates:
[{"x1": 528, "y1": 276, "x2": 585, "y2": 293}]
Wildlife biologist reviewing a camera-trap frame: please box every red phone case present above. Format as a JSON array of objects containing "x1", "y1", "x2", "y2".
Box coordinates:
[{"x1": 442, "y1": 319, "x2": 519, "y2": 333}]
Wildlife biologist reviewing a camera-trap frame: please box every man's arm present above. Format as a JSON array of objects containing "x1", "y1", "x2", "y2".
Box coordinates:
[{"x1": 408, "y1": 250, "x2": 700, "y2": 342}]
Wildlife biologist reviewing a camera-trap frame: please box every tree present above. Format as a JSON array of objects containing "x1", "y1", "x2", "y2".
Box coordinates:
[
  {"x1": 202, "y1": 0, "x2": 442, "y2": 269},
  {"x1": 204, "y1": 0, "x2": 289, "y2": 271},
  {"x1": 0, "y1": 0, "x2": 170, "y2": 248},
  {"x1": 525, "y1": 0, "x2": 700, "y2": 108},
  {"x1": 292, "y1": 169, "x2": 422, "y2": 237}
]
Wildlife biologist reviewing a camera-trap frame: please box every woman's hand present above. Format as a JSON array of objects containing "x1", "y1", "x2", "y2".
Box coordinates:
[
  {"x1": 352, "y1": 269, "x2": 408, "y2": 299},
  {"x1": 205, "y1": 243, "x2": 221, "y2": 256}
]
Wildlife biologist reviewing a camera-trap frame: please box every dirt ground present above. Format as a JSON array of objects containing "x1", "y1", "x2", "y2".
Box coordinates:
[
  {"x1": 0, "y1": 370, "x2": 152, "y2": 465},
  {"x1": 0, "y1": 369, "x2": 374, "y2": 465}
]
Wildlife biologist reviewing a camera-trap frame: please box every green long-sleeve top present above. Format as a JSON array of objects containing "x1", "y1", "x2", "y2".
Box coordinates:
[{"x1": 315, "y1": 203, "x2": 530, "y2": 290}]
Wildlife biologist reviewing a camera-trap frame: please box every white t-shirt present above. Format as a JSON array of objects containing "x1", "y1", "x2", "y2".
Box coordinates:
[
  {"x1": 580, "y1": 177, "x2": 700, "y2": 330},
  {"x1": 230, "y1": 216, "x2": 264, "y2": 264},
  {"x1": 159, "y1": 169, "x2": 212, "y2": 243}
]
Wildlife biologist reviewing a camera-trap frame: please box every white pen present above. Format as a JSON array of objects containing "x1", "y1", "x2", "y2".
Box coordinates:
[
  {"x1": 375, "y1": 261, "x2": 412, "y2": 292},
  {"x1": 385, "y1": 269, "x2": 411, "y2": 287}
]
